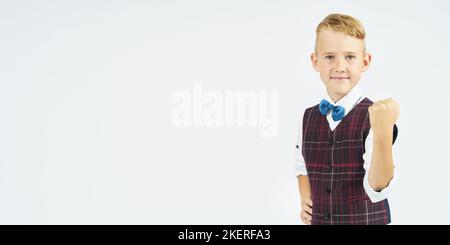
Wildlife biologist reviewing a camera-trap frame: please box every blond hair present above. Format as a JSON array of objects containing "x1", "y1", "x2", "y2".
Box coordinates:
[{"x1": 315, "y1": 13, "x2": 366, "y2": 52}]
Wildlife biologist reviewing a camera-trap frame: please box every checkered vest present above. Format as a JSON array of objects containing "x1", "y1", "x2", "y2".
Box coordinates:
[{"x1": 302, "y1": 97, "x2": 394, "y2": 225}]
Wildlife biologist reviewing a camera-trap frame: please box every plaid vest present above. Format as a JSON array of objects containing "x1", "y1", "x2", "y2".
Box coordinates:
[{"x1": 302, "y1": 97, "x2": 391, "y2": 225}]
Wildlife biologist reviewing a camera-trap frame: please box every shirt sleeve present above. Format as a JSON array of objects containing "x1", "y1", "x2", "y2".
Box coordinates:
[
  {"x1": 294, "y1": 115, "x2": 308, "y2": 177},
  {"x1": 362, "y1": 127, "x2": 397, "y2": 203}
]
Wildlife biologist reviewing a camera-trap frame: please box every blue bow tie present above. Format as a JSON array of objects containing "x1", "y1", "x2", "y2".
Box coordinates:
[{"x1": 319, "y1": 99, "x2": 345, "y2": 121}]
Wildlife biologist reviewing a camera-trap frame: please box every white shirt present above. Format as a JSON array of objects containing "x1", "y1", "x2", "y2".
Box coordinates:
[{"x1": 294, "y1": 85, "x2": 396, "y2": 203}]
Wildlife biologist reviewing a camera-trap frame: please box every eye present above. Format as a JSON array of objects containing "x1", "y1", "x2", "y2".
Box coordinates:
[
  {"x1": 346, "y1": 55, "x2": 356, "y2": 60},
  {"x1": 324, "y1": 55, "x2": 334, "y2": 60}
]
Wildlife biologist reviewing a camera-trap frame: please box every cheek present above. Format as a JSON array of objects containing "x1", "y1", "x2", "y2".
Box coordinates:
[
  {"x1": 320, "y1": 69, "x2": 331, "y2": 80},
  {"x1": 349, "y1": 70, "x2": 361, "y2": 84},
  {"x1": 319, "y1": 65, "x2": 332, "y2": 75},
  {"x1": 349, "y1": 64, "x2": 363, "y2": 75}
]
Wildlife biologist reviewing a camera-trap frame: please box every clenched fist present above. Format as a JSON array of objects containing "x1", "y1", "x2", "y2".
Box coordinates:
[{"x1": 368, "y1": 98, "x2": 400, "y2": 133}]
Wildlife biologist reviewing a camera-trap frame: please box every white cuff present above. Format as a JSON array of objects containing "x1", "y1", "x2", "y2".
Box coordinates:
[
  {"x1": 294, "y1": 161, "x2": 308, "y2": 176},
  {"x1": 363, "y1": 168, "x2": 396, "y2": 203}
]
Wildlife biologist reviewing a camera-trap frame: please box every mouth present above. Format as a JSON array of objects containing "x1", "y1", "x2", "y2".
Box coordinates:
[{"x1": 330, "y1": 77, "x2": 350, "y2": 81}]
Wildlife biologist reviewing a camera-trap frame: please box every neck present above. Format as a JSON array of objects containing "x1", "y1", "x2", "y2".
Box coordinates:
[{"x1": 327, "y1": 90, "x2": 345, "y2": 103}]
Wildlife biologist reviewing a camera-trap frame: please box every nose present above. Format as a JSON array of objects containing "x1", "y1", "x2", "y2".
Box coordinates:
[{"x1": 334, "y1": 57, "x2": 347, "y2": 73}]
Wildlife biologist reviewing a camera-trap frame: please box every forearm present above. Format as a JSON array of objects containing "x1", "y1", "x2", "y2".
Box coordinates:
[
  {"x1": 297, "y1": 175, "x2": 311, "y2": 202},
  {"x1": 368, "y1": 130, "x2": 395, "y2": 191}
]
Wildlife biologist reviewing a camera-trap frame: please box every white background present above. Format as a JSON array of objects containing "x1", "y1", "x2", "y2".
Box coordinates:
[{"x1": 1, "y1": 0, "x2": 449, "y2": 224}]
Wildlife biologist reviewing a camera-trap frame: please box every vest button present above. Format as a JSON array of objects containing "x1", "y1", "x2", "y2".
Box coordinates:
[
  {"x1": 326, "y1": 188, "x2": 332, "y2": 194},
  {"x1": 323, "y1": 213, "x2": 330, "y2": 221},
  {"x1": 329, "y1": 138, "x2": 334, "y2": 145},
  {"x1": 326, "y1": 164, "x2": 332, "y2": 171}
]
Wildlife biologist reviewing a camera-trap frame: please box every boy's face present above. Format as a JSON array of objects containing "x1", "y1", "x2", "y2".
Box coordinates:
[{"x1": 311, "y1": 29, "x2": 371, "y2": 102}]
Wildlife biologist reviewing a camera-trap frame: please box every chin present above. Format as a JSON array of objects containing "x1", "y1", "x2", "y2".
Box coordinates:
[
  {"x1": 329, "y1": 83, "x2": 350, "y2": 92},
  {"x1": 328, "y1": 87, "x2": 350, "y2": 97}
]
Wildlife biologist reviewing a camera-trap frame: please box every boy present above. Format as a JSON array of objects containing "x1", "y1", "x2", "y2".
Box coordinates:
[{"x1": 295, "y1": 13, "x2": 399, "y2": 225}]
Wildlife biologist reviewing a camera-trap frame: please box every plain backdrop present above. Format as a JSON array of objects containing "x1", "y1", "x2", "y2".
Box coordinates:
[{"x1": 1, "y1": 0, "x2": 449, "y2": 224}]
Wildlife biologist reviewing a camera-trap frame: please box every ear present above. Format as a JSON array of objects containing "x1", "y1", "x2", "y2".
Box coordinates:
[
  {"x1": 311, "y1": 52, "x2": 320, "y2": 72},
  {"x1": 362, "y1": 52, "x2": 372, "y2": 72}
]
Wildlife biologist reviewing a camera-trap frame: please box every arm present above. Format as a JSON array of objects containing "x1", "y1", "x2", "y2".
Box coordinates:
[
  {"x1": 295, "y1": 143, "x2": 312, "y2": 224},
  {"x1": 297, "y1": 175, "x2": 313, "y2": 225},
  {"x1": 367, "y1": 98, "x2": 400, "y2": 191},
  {"x1": 295, "y1": 112, "x2": 313, "y2": 224},
  {"x1": 362, "y1": 128, "x2": 397, "y2": 202},
  {"x1": 297, "y1": 175, "x2": 311, "y2": 202},
  {"x1": 368, "y1": 130, "x2": 394, "y2": 190}
]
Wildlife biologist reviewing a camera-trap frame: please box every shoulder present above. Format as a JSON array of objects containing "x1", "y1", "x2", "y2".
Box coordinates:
[
  {"x1": 352, "y1": 98, "x2": 374, "y2": 115},
  {"x1": 301, "y1": 103, "x2": 320, "y2": 120},
  {"x1": 304, "y1": 103, "x2": 320, "y2": 114},
  {"x1": 358, "y1": 97, "x2": 374, "y2": 107},
  {"x1": 300, "y1": 103, "x2": 320, "y2": 127}
]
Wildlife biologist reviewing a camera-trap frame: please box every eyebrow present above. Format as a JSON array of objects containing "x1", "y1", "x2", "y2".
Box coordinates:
[{"x1": 322, "y1": 51, "x2": 359, "y2": 55}]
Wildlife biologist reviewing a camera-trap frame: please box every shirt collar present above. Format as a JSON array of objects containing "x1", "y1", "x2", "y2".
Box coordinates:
[{"x1": 324, "y1": 85, "x2": 363, "y2": 117}]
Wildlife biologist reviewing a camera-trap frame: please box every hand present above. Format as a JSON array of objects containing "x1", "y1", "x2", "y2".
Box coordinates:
[
  {"x1": 368, "y1": 98, "x2": 400, "y2": 134},
  {"x1": 300, "y1": 199, "x2": 313, "y2": 225}
]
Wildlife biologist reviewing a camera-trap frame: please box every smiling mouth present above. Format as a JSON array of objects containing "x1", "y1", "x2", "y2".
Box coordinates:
[{"x1": 330, "y1": 77, "x2": 350, "y2": 80}]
